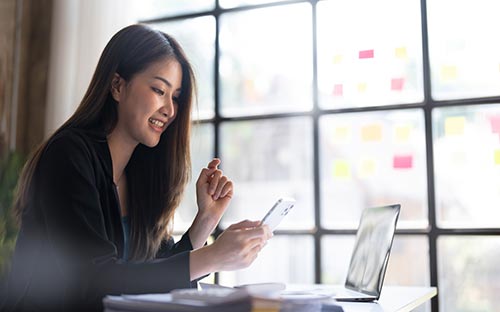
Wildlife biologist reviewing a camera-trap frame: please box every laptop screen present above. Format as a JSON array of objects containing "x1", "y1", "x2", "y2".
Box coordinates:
[{"x1": 344, "y1": 204, "x2": 401, "y2": 297}]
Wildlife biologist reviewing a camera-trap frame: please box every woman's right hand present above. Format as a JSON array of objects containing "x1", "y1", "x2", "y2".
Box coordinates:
[
  {"x1": 189, "y1": 220, "x2": 272, "y2": 280},
  {"x1": 210, "y1": 220, "x2": 272, "y2": 271}
]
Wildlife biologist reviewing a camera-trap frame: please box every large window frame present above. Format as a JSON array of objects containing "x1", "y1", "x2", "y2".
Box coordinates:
[{"x1": 141, "y1": 1, "x2": 500, "y2": 311}]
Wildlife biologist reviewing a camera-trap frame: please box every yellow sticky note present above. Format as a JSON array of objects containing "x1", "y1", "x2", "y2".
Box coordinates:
[
  {"x1": 359, "y1": 158, "x2": 376, "y2": 177},
  {"x1": 395, "y1": 125, "x2": 411, "y2": 142},
  {"x1": 333, "y1": 54, "x2": 343, "y2": 64},
  {"x1": 395, "y1": 47, "x2": 407, "y2": 59},
  {"x1": 357, "y1": 82, "x2": 367, "y2": 93},
  {"x1": 445, "y1": 116, "x2": 465, "y2": 136},
  {"x1": 361, "y1": 124, "x2": 382, "y2": 142},
  {"x1": 441, "y1": 65, "x2": 457, "y2": 81},
  {"x1": 333, "y1": 160, "x2": 351, "y2": 178},
  {"x1": 333, "y1": 126, "x2": 350, "y2": 142},
  {"x1": 495, "y1": 149, "x2": 500, "y2": 165}
]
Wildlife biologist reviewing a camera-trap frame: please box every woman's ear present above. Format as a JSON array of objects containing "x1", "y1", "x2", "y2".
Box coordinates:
[{"x1": 110, "y1": 73, "x2": 123, "y2": 102}]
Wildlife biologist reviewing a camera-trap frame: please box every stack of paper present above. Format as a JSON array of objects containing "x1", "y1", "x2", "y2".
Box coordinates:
[
  {"x1": 103, "y1": 283, "x2": 344, "y2": 312},
  {"x1": 103, "y1": 289, "x2": 252, "y2": 312}
]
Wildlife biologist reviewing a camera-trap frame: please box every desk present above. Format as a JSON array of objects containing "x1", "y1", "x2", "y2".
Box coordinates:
[
  {"x1": 285, "y1": 285, "x2": 436, "y2": 312},
  {"x1": 334, "y1": 286, "x2": 437, "y2": 312}
]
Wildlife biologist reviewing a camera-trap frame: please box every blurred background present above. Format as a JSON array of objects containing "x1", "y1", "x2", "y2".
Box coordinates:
[{"x1": 1, "y1": 0, "x2": 499, "y2": 311}]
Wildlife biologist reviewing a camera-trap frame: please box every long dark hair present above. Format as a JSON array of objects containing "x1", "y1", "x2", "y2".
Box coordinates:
[{"x1": 13, "y1": 24, "x2": 196, "y2": 261}]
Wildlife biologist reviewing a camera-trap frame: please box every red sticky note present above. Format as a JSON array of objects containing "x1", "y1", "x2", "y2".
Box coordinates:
[
  {"x1": 490, "y1": 115, "x2": 500, "y2": 134},
  {"x1": 359, "y1": 49, "x2": 374, "y2": 59},
  {"x1": 333, "y1": 84, "x2": 343, "y2": 96},
  {"x1": 391, "y1": 78, "x2": 405, "y2": 91},
  {"x1": 393, "y1": 155, "x2": 413, "y2": 169}
]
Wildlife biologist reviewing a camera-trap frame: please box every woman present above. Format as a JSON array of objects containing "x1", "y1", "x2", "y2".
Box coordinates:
[{"x1": 2, "y1": 24, "x2": 271, "y2": 311}]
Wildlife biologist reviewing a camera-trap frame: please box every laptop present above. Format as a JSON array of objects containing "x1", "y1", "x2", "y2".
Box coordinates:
[{"x1": 284, "y1": 204, "x2": 401, "y2": 302}]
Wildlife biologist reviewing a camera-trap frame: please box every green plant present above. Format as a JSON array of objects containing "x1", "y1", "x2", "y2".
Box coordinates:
[{"x1": 0, "y1": 151, "x2": 24, "y2": 279}]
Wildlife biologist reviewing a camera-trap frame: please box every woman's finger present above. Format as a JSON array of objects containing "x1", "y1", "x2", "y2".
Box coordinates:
[
  {"x1": 218, "y1": 180, "x2": 233, "y2": 199},
  {"x1": 213, "y1": 176, "x2": 228, "y2": 199},
  {"x1": 209, "y1": 170, "x2": 223, "y2": 195}
]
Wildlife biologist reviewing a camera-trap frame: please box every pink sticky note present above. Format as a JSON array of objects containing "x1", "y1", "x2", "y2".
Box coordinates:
[
  {"x1": 490, "y1": 115, "x2": 500, "y2": 134},
  {"x1": 391, "y1": 78, "x2": 405, "y2": 91},
  {"x1": 359, "y1": 49, "x2": 374, "y2": 59},
  {"x1": 393, "y1": 155, "x2": 413, "y2": 169},
  {"x1": 333, "y1": 84, "x2": 343, "y2": 96}
]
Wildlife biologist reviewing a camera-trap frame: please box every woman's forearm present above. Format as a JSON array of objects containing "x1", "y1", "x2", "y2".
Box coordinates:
[
  {"x1": 188, "y1": 212, "x2": 219, "y2": 249},
  {"x1": 189, "y1": 245, "x2": 217, "y2": 281}
]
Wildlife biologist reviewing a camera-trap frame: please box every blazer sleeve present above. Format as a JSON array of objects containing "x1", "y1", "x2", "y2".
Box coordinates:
[
  {"x1": 156, "y1": 231, "x2": 194, "y2": 258},
  {"x1": 35, "y1": 134, "x2": 194, "y2": 308}
]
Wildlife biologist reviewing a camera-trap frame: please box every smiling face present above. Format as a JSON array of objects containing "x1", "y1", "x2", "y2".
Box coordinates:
[{"x1": 111, "y1": 58, "x2": 183, "y2": 148}]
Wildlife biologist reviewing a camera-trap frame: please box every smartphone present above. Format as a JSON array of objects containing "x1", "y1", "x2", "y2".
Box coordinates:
[{"x1": 261, "y1": 197, "x2": 296, "y2": 231}]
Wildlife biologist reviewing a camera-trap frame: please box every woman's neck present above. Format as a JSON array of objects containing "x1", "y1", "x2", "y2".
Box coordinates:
[{"x1": 107, "y1": 129, "x2": 137, "y2": 185}]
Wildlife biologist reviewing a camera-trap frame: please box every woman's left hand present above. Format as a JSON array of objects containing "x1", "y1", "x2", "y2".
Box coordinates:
[{"x1": 195, "y1": 158, "x2": 233, "y2": 224}]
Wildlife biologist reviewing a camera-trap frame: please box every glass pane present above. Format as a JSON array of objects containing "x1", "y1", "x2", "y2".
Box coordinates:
[
  {"x1": 220, "y1": 0, "x2": 289, "y2": 9},
  {"x1": 433, "y1": 104, "x2": 500, "y2": 228},
  {"x1": 317, "y1": 0, "x2": 423, "y2": 109},
  {"x1": 218, "y1": 235, "x2": 314, "y2": 286},
  {"x1": 319, "y1": 110, "x2": 428, "y2": 229},
  {"x1": 219, "y1": 117, "x2": 314, "y2": 229},
  {"x1": 152, "y1": 17, "x2": 216, "y2": 120},
  {"x1": 135, "y1": 0, "x2": 215, "y2": 21},
  {"x1": 219, "y1": 3, "x2": 313, "y2": 116},
  {"x1": 322, "y1": 235, "x2": 429, "y2": 286},
  {"x1": 427, "y1": 0, "x2": 500, "y2": 100},
  {"x1": 174, "y1": 123, "x2": 214, "y2": 232},
  {"x1": 438, "y1": 236, "x2": 500, "y2": 312}
]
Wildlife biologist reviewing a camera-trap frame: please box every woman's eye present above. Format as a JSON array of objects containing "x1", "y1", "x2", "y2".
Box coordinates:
[
  {"x1": 172, "y1": 96, "x2": 179, "y2": 103},
  {"x1": 152, "y1": 87, "x2": 165, "y2": 96}
]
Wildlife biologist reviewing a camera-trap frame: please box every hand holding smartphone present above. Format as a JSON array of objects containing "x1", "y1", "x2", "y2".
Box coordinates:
[{"x1": 260, "y1": 197, "x2": 296, "y2": 231}]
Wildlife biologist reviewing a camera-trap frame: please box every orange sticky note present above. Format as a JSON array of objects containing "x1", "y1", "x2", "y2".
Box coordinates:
[
  {"x1": 361, "y1": 124, "x2": 382, "y2": 142},
  {"x1": 495, "y1": 150, "x2": 500, "y2": 165},
  {"x1": 333, "y1": 84, "x2": 343, "y2": 96},
  {"x1": 395, "y1": 125, "x2": 411, "y2": 142},
  {"x1": 395, "y1": 47, "x2": 407, "y2": 59},
  {"x1": 333, "y1": 54, "x2": 343, "y2": 64},
  {"x1": 333, "y1": 160, "x2": 351, "y2": 178},
  {"x1": 393, "y1": 155, "x2": 413, "y2": 169},
  {"x1": 391, "y1": 78, "x2": 405, "y2": 91},
  {"x1": 445, "y1": 116, "x2": 465, "y2": 136},
  {"x1": 441, "y1": 65, "x2": 457, "y2": 81},
  {"x1": 357, "y1": 82, "x2": 367, "y2": 93}
]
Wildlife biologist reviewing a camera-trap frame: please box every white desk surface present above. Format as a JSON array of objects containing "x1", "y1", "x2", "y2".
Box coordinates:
[{"x1": 285, "y1": 285, "x2": 437, "y2": 312}]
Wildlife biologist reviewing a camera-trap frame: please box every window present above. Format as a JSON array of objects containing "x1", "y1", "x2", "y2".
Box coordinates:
[{"x1": 142, "y1": 1, "x2": 500, "y2": 311}]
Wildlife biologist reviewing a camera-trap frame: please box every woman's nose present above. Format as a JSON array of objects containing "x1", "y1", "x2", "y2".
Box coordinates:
[{"x1": 160, "y1": 98, "x2": 175, "y2": 118}]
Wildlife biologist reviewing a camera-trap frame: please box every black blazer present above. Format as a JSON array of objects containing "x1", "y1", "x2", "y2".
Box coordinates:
[{"x1": 2, "y1": 128, "x2": 197, "y2": 311}]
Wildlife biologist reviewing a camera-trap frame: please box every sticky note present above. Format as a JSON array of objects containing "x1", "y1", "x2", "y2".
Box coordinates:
[
  {"x1": 395, "y1": 47, "x2": 407, "y2": 59},
  {"x1": 395, "y1": 125, "x2": 411, "y2": 142},
  {"x1": 333, "y1": 160, "x2": 351, "y2": 178},
  {"x1": 441, "y1": 65, "x2": 457, "y2": 81},
  {"x1": 357, "y1": 82, "x2": 367, "y2": 93},
  {"x1": 445, "y1": 116, "x2": 465, "y2": 136},
  {"x1": 391, "y1": 78, "x2": 405, "y2": 91},
  {"x1": 361, "y1": 124, "x2": 382, "y2": 142},
  {"x1": 333, "y1": 54, "x2": 343, "y2": 64},
  {"x1": 495, "y1": 149, "x2": 500, "y2": 165},
  {"x1": 333, "y1": 126, "x2": 350, "y2": 142},
  {"x1": 393, "y1": 155, "x2": 413, "y2": 169},
  {"x1": 490, "y1": 115, "x2": 500, "y2": 134},
  {"x1": 359, "y1": 49, "x2": 374, "y2": 59},
  {"x1": 359, "y1": 158, "x2": 376, "y2": 177},
  {"x1": 333, "y1": 84, "x2": 343, "y2": 96}
]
